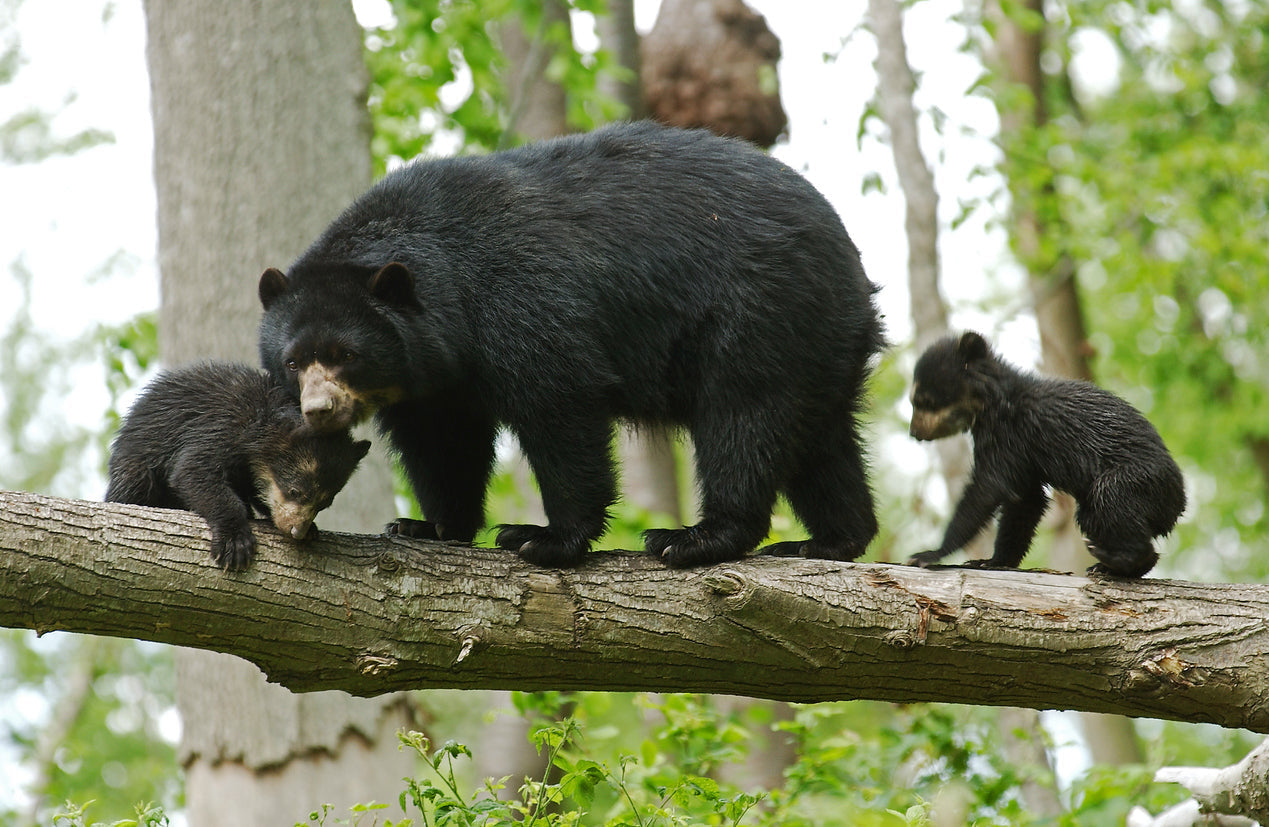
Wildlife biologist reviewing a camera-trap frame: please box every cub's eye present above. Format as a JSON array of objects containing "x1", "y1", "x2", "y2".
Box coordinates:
[
  {"x1": 343, "y1": 350, "x2": 357, "y2": 363},
  {"x1": 288, "y1": 488, "x2": 301, "y2": 500},
  {"x1": 284, "y1": 359, "x2": 299, "y2": 372}
]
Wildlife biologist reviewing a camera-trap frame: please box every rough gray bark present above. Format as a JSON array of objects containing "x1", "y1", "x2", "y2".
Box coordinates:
[
  {"x1": 4, "y1": 490, "x2": 1269, "y2": 733},
  {"x1": 143, "y1": 2, "x2": 411, "y2": 823}
]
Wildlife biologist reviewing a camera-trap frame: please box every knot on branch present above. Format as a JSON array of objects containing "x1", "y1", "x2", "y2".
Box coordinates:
[
  {"x1": 454, "y1": 623, "x2": 489, "y2": 665},
  {"x1": 356, "y1": 653, "x2": 400, "y2": 676},
  {"x1": 1140, "y1": 648, "x2": 1204, "y2": 688},
  {"x1": 702, "y1": 570, "x2": 751, "y2": 604},
  {"x1": 885, "y1": 629, "x2": 921, "y2": 649}
]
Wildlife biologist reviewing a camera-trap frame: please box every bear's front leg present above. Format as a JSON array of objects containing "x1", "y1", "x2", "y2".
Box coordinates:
[
  {"x1": 380, "y1": 400, "x2": 496, "y2": 544},
  {"x1": 497, "y1": 416, "x2": 616, "y2": 567}
]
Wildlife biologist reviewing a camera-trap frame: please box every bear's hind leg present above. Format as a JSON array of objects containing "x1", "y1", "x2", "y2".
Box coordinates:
[
  {"x1": 1084, "y1": 543, "x2": 1158, "y2": 578},
  {"x1": 1077, "y1": 474, "x2": 1158, "y2": 578}
]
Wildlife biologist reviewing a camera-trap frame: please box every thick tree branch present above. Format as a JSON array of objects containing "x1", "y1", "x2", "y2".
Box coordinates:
[
  {"x1": 2, "y1": 490, "x2": 1267, "y2": 731},
  {"x1": 1128, "y1": 736, "x2": 1269, "y2": 825}
]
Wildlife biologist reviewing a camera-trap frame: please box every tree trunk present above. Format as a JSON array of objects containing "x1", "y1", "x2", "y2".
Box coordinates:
[
  {"x1": 595, "y1": 0, "x2": 645, "y2": 121},
  {"x1": 594, "y1": 0, "x2": 684, "y2": 523},
  {"x1": 869, "y1": 0, "x2": 1059, "y2": 812},
  {"x1": 484, "y1": 2, "x2": 576, "y2": 793},
  {"x1": 5, "y1": 491, "x2": 1269, "y2": 734},
  {"x1": 143, "y1": 2, "x2": 412, "y2": 823},
  {"x1": 1139, "y1": 736, "x2": 1269, "y2": 825},
  {"x1": 499, "y1": 0, "x2": 570, "y2": 145},
  {"x1": 987, "y1": 0, "x2": 1143, "y2": 768},
  {"x1": 868, "y1": 0, "x2": 976, "y2": 515},
  {"x1": 640, "y1": 0, "x2": 787, "y2": 147}
]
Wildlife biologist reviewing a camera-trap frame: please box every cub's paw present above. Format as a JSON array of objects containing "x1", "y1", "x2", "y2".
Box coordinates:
[
  {"x1": 384, "y1": 518, "x2": 443, "y2": 541},
  {"x1": 644, "y1": 526, "x2": 748, "y2": 568},
  {"x1": 906, "y1": 550, "x2": 947, "y2": 568},
  {"x1": 496, "y1": 524, "x2": 588, "y2": 567},
  {"x1": 210, "y1": 528, "x2": 256, "y2": 571},
  {"x1": 1085, "y1": 544, "x2": 1156, "y2": 579}
]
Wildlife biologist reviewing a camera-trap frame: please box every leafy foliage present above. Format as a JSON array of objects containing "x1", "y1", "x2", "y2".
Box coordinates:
[
  {"x1": 62, "y1": 692, "x2": 1203, "y2": 826},
  {"x1": 364, "y1": 0, "x2": 626, "y2": 174},
  {"x1": 52, "y1": 799, "x2": 168, "y2": 827}
]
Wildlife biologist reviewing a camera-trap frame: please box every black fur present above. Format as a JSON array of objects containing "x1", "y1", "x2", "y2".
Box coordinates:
[
  {"x1": 258, "y1": 121, "x2": 885, "y2": 568},
  {"x1": 907, "y1": 331, "x2": 1186, "y2": 577},
  {"x1": 106, "y1": 362, "x2": 370, "y2": 570}
]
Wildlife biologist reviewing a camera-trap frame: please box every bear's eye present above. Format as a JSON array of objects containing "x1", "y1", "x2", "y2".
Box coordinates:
[
  {"x1": 343, "y1": 350, "x2": 357, "y2": 363},
  {"x1": 288, "y1": 488, "x2": 301, "y2": 500},
  {"x1": 285, "y1": 359, "x2": 299, "y2": 372}
]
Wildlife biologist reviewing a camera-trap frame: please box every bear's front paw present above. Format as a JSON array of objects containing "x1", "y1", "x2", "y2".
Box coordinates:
[
  {"x1": 211, "y1": 528, "x2": 256, "y2": 571},
  {"x1": 761, "y1": 539, "x2": 865, "y2": 562},
  {"x1": 760, "y1": 540, "x2": 805, "y2": 557},
  {"x1": 495, "y1": 524, "x2": 588, "y2": 567},
  {"x1": 644, "y1": 526, "x2": 749, "y2": 568},
  {"x1": 906, "y1": 549, "x2": 947, "y2": 568}
]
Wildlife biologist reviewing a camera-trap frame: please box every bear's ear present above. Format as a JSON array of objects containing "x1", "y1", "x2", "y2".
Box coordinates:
[
  {"x1": 368, "y1": 262, "x2": 419, "y2": 308},
  {"x1": 353, "y1": 439, "x2": 372, "y2": 461},
  {"x1": 957, "y1": 330, "x2": 989, "y2": 363},
  {"x1": 259, "y1": 268, "x2": 289, "y2": 310}
]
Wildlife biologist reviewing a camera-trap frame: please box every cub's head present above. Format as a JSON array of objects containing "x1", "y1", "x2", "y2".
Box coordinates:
[
  {"x1": 909, "y1": 330, "x2": 991, "y2": 441},
  {"x1": 257, "y1": 426, "x2": 372, "y2": 540},
  {"x1": 258, "y1": 262, "x2": 417, "y2": 432}
]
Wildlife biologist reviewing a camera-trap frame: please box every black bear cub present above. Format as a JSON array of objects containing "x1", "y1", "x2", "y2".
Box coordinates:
[
  {"x1": 106, "y1": 362, "x2": 370, "y2": 570},
  {"x1": 906, "y1": 331, "x2": 1185, "y2": 577},
  {"x1": 258, "y1": 120, "x2": 885, "y2": 568}
]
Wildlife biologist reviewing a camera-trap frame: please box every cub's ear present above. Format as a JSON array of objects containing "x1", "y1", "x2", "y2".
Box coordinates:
[
  {"x1": 259, "y1": 268, "x2": 289, "y2": 310},
  {"x1": 368, "y1": 262, "x2": 419, "y2": 308},
  {"x1": 957, "y1": 330, "x2": 990, "y2": 363},
  {"x1": 353, "y1": 439, "x2": 372, "y2": 461}
]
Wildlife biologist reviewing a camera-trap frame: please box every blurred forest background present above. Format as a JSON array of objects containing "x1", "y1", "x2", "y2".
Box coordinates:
[{"x1": 2, "y1": 0, "x2": 1268, "y2": 824}]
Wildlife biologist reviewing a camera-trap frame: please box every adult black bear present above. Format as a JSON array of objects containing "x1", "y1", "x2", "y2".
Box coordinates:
[
  {"x1": 258, "y1": 121, "x2": 885, "y2": 568},
  {"x1": 106, "y1": 362, "x2": 371, "y2": 570},
  {"x1": 906, "y1": 331, "x2": 1186, "y2": 577}
]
